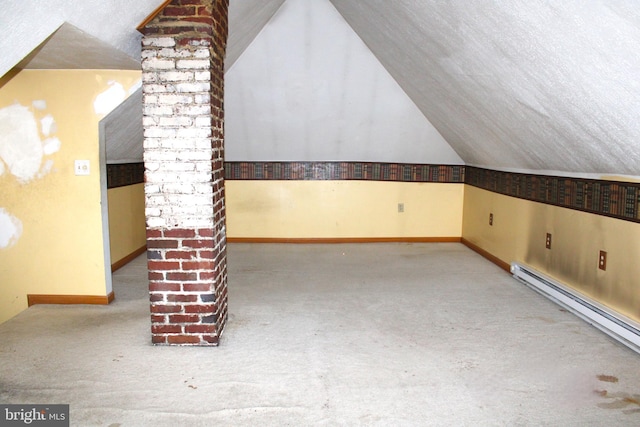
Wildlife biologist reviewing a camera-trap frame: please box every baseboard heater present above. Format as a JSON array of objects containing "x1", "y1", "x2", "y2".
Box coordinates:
[{"x1": 511, "y1": 262, "x2": 640, "y2": 355}]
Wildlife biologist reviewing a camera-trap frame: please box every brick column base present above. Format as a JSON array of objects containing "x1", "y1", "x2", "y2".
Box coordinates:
[{"x1": 148, "y1": 228, "x2": 227, "y2": 345}]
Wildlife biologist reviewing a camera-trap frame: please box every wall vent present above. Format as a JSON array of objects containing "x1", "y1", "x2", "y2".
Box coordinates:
[{"x1": 511, "y1": 262, "x2": 640, "y2": 355}]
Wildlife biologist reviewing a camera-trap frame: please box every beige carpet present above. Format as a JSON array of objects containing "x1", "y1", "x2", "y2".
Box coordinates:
[{"x1": 1, "y1": 243, "x2": 639, "y2": 426}]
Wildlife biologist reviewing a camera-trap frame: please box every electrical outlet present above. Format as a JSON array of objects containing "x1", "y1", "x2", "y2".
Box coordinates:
[
  {"x1": 74, "y1": 160, "x2": 90, "y2": 176},
  {"x1": 545, "y1": 233, "x2": 552, "y2": 249},
  {"x1": 489, "y1": 213, "x2": 493, "y2": 226},
  {"x1": 599, "y1": 250, "x2": 607, "y2": 271},
  {"x1": 398, "y1": 203, "x2": 404, "y2": 213}
]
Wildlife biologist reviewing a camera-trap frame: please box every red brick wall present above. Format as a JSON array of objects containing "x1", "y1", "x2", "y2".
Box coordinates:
[{"x1": 141, "y1": 0, "x2": 229, "y2": 346}]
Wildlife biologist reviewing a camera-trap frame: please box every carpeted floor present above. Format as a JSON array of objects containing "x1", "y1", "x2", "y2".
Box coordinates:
[{"x1": 1, "y1": 243, "x2": 639, "y2": 426}]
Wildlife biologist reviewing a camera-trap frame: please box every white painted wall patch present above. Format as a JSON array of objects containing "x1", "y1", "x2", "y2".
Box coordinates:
[
  {"x1": 0, "y1": 103, "x2": 61, "y2": 183},
  {"x1": 0, "y1": 208, "x2": 23, "y2": 249},
  {"x1": 40, "y1": 114, "x2": 57, "y2": 136},
  {"x1": 32, "y1": 100, "x2": 47, "y2": 110},
  {"x1": 0, "y1": 104, "x2": 44, "y2": 183},
  {"x1": 94, "y1": 81, "x2": 126, "y2": 115},
  {"x1": 42, "y1": 137, "x2": 61, "y2": 155},
  {"x1": 38, "y1": 159, "x2": 54, "y2": 179}
]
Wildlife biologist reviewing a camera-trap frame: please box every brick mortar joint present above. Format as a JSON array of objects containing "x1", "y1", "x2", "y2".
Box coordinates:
[
  {"x1": 150, "y1": 292, "x2": 216, "y2": 295},
  {"x1": 142, "y1": 48, "x2": 214, "y2": 57},
  {"x1": 146, "y1": 243, "x2": 218, "y2": 248},
  {"x1": 150, "y1": 302, "x2": 217, "y2": 306}
]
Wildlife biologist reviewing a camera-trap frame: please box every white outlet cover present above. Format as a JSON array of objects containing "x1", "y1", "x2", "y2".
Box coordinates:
[{"x1": 74, "y1": 159, "x2": 90, "y2": 176}]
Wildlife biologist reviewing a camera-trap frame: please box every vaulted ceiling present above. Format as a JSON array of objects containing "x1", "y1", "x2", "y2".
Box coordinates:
[
  {"x1": 2, "y1": 0, "x2": 639, "y2": 178},
  {"x1": 329, "y1": 0, "x2": 640, "y2": 177}
]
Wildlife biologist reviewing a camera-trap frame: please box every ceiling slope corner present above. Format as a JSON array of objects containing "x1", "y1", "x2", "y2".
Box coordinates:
[
  {"x1": 225, "y1": 0, "x2": 462, "y2": 164},
  {"x1": 18, "y1": 22, "x2": 141, "y2": 70},
  {"x1": 327, "y1": 0, "x2": 463, "y2": 162},
  {"x1": 226, "y1": 0, "x2": 288, "y2": 72}
]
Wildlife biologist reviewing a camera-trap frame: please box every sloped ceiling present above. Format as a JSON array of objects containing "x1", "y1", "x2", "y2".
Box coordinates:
[
  {"x1": 17, "y1": 23, "x2": 140, "y2": 71},
  {"x1": 226, "y1": 0, "x2": 286, "y2": 71},
  {"x1": 3, "y1": 0, "x2": 640, "y2": 177},
  {"x1": 329, "y1": 0, "x2": 640, "y2": 177},
  {"x1": 104, "y1": 89, "x2": 143, "y2": 164},
  {"x1": 0, "y1": 0, "x2": 165, "y2": 76}
]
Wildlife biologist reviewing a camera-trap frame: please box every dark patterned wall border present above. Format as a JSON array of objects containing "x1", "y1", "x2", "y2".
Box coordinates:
[
  {"x1": 465, "y1": 166, "x2": 640, "y2": 223},
  {"x1": 107, "y1": 163, "x2": 145, "y2": 189},
  {"x1": 224, "y1": 162, "x2": 465, "y2": 183},
  {"x1": 108, "y1": 162, "x2": 465, "y2": 188},
  {"x1": 113, "y1": 161, "x2": 638, "y2": 223}
]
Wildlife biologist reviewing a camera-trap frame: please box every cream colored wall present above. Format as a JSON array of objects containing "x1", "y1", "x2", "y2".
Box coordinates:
[
  {"x1": 226, "y1": 181, "x2": 464, "y2": 239},
  {"x1": 0, "y1": 69, "x2": 141, "y2": 324},
  {"x1": 107, "y1": 183, "x2": 146, "y2": 265},
  {"x1": 462, "y1": 185, "x2": 640, "y2": 323}
]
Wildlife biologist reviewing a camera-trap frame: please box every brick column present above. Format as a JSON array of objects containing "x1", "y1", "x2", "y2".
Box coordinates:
[{"x1": 140, "y1": 0, "x2": 228, "y2": 345}]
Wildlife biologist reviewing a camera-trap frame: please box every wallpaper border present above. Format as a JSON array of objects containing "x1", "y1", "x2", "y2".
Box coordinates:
[
  {"x1": 465, "y1": 166, "x2": 640, "y2": 223},
  {"x1": 120, "y1": 161, "x2": 639, "y2": 223},
  {"x1": 107, "y1": 163, "x2": 145, "y2": 189},
  {"x1": 224, "y1": 162, "x2": 465, "y2": 183}
]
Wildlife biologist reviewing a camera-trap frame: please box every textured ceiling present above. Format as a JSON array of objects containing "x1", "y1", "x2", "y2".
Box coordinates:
[
  {"x1": 2, "y1": 0, "x2": 640, "y2": 177},
  {"x1": 329, "y1": 0, "x2": 640, "y2": 177},
  {"x1": 17, "y1": 23, "x2": 140, "y2": 71},
  {"x1": 226, "y1": 0, "x2": 285, "y2": 71},
  {"x1": 0, "y1": 0, "x2": 164, "y2": 76},
  {"x1": 104, "y1": 89, "x2": 143, "y2": 164}
]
